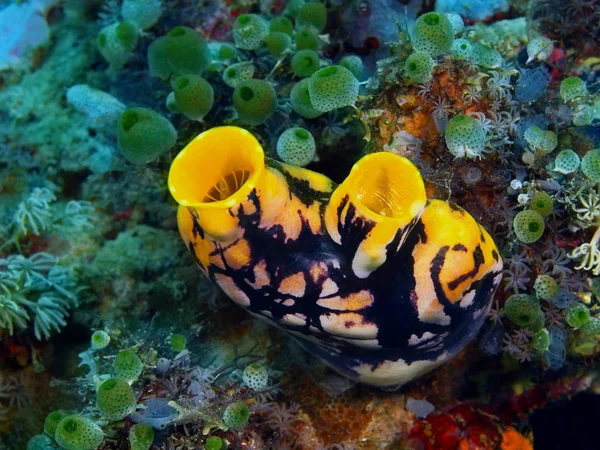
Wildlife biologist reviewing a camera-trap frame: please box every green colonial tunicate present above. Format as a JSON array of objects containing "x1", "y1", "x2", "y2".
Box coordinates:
[
  {"x1": 233, "y1": 79, "x2": 277, "y2": 125},
  {"x1": 264, "y1": 32, "x2": 291, "y2": 57},
  {"x1": 451, "y1": 38, "x2": 472, "y2": 60},
  {"x1": 233, "y1": 14, "x2": 269, "y2": 50},
  {"x1": 96, "y1": 379, "x2": 137, "y2": 421},
  {"x1": 444, "y1": 12, "x2": 464, "y2": 36},
  {"x1": 222, "y1": 62, "x2": 255, "y2": 88},
  {"x1": 290, "y1": 78, "x2": 323, "y2": 119},
  {"x1": 242, "y1": 363, "x2": 269, "y2": 390},
  {"x1": 572, "y1": 103, "x2": 594, "y2": 127},
  {"x1": 566, "y1": 303, "x2": 590, "y2": 329},
  {"x1": 404, "y1": 51, "x2": 435, "y2": 83},
  {"x1": 411, "y1": 12, "x2": 454, "y2": 57},
  {"x1": 527, "y1": 36, "x2": 553, "y2": 63},
  {"x1": 292, "y1": 49, "x2": 320, "y2": 77},
  {"x1": 165, "y1": 26, "x2": 211, "y2": 75},
  {"x1": 513, "y1": 210, "x2": 545, "y2": 243},
  {"x1": 529, "y1": 191, "x2": 553, "y2": 217},
  {"x1": 205, "y1": 436, "x2": 224, "y2": 450},
  {"x1": 169, "y1": 333, "x2": 187, "y2": 351},
  {"x1": 554, "y1": 149, "x2": 580, "y2": 174},
  {"x1": 471, "y1": 43, "x2": 504, "y2": 69},
  {"x1": 27, "y1": 434, "x2": 59, "y2": 450},
  {"x1": 295, "y1": 28, "x2": 319, "y2": 50},
  {"x1": 532, "y1": 329, "x2": 550, "y2": 352},
  {"x1": 121, "y1": 0, "x2": 162, "y2": 31},
  {"x1": 44, "y1": 410, "x2": 70, "y2": 437},
  {"x1": 523, "y1": 126, "x2": 557, "y2": 155},
  {"x1": 284, "y1": 0, "x2": 306, "y2": 17},
  {"x1": 223, "y1": 402, "x2": 250, "y2": 429},
  {"x1": 128, "y1": 424, "x2": 154, "y2": 450},
  {"x1": 54, "y1": 416, "x2": 104, "y2": 450},
  {"x1": 207, "y1": 42, "x2": 237, "y2": 71},
  {"x1": 340, "y1": 55, "x2": 363, "y2": 79},
  {"x1": 117, "y1": 108, "x2": 177, "y2": 165},
  {"x1": 173, "y1": 75, "x2": 214, "y2": 121},
  {"x1": 147, "y1": 36, "x2": 171, "y2": 79},
  {"x1": 504, "y1": 294, "x2": 541, "y2": 327},
  {"x1": 533, "y1": 275, "x2": 558, "y2": 300},
  {"x1": 560, "y1": 77, "x2": 588, "y2": 102},
  {"x1": 529, "y1": 310, "x2": 546, "y2": 333},
  {"x1": 444, "y1": 115, "x2": 486, "y2": 159},
  {"x1": 581, "y1": 149, "x2": 600, "y2": 182},
  {"x1": 308, "y1": 65, "x2": 359, "y2": 112},
  {"x1": 295, "y1": 1, "x2": 327, "y2": 33},
  {"x1": 98, "y1": 22, "x2": 138, "y2": 70},
  {"x1": 277, "y1": 127, "x2": 316, "y2": 167},
  {"x1": 269, "y1": 16, "x2": 294, "y2": 36},
  {"x1": 113, "y1": 349, "x2": 144, "y2": 382},
  {"x1": 91, "y1": 330, "x2": 110, "y2": 350}
]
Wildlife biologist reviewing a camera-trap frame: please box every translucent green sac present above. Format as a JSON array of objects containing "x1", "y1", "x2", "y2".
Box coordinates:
[
  {"x1": 471, "y1": 43, "x2": 504, "y2": 69},
  {"x1": 504, "y1": 294, "x2": 541, "y2": 327},
  {"x1": 444, "y1": 12, "x2": 464, "y2": 35},
  {"x1": 308, "y1": 65, "x2": 359, "y2": 112},
  {"x1": 269, "y1": 16, "x2": 294, "y2": 36},
  {"x1": 264, "y1": 32, "x2": 291, "y2": 57},
  {"x1": 566, "y1": 303, "x2": 590, "y2": 328},
  {"x1": 116, "y1": 108, "x2": 177, "y2": 165},
  {"x1": 581, "y1": 317, "x2": 600, "y2": 336},
  {"x1": 444, "y1": 115, "x2": 486, "y2": 159},
  {"x1": 532, "y1": 329, "x2": 550, "y2": 352},
  {"x1": 233, "y1": 14, "x2": 269, "y2": 50},
  {"x1": 553, "y1": 149, "x2": 580, "y2": 174},
  {"x1": 173, "y1": 74, "x2": 214, "y2": 121},
  {"x1": 222, "y1": 62, "x2": 255, "y2": 88},
  {"x1": 592, "y1": 278, "x2": 600, "y2": 299},
  {"x1": 404, "y1": 51, "x2": 435, "y2": 83},
  {"x1": 147, "y1": 36, "x2": 171, "y2": 79},
  {"x1": 559, "y1": 76, "x2": 588, "y2": 102},
  {"x1": 533, "y1": 275, "x2": 558, "y2": 300},
  {"x1": 91, "y1": 330, "x2": 110, "y2": 350},
  {"x1": 165, "y1": 26, "x2": 211, "y2": 75},
  {"x1": 242, "y1": 363, "x2": 269, "y2": 390},
  {"x1": 169, "y1": 333, "x2": 187, "y2": 351},
  {"x1": 44, "y1": 410, "x2": 70, "y2": 437},
  {"x1": 581, "y1": 149, "x2": 600, "y2": 183},
  {"x1": 27, "y1": 434, "x2": 59, "y2": 450},
  {"x1": 513, "y1": 210, "x2": 545, "y2": 244},
  {"x1": 411, "y1": 12, "x2": 454, "y2": 57},
  {"x1": 292, "y1": 49, "x2": 320, "y2": 77},
  {"x1": 295, "y1": 1, "x2": 327, "y2": 33},
  {"x1": 528, "y1": 310, "x2": 546, "y2": 333},
  {"x1": 277, "y1": 127, "x2": 316, "y2": 167},
  {"x1": 340, "y1": 55, "x2": 363, "y2": 79},
  {"x1": 54, "y1": 416, "x2": 104, "y2": 450},
  {"x1": 96, "y1": 379, "x2": 137, "y2": 421},
  {"x1": 290, "y1": 78, "x2": 323, "y2": 119},
  {"x1": 113, "y1": 349, "x2": 144, "y2": 382},
  {"x1": 98, "y1": 22, "x2": 139, "y2": 69},
  {"x1": 233, "y1": 79, "x2": 277, "y2": 125},
  {"x1": 223, "y1": 402, "x2": 250, "y2": 429},
  {"x1": 128, "y1": 424, "x2": 154, "y2": 450},
  {"x1": 529, "y1": 191, "x2": 553, "y2": 217},
  {"x1": 295, "y1": 28, "x2": 319, "y2": 50},
  {"x1": 526, "y1": 36, "x2": 553, "y2": 63},
  {"x1": 451, "y1": 38, "x2": 472, "y2": 60},
  {"x1": 284, "y1": 0, "x2": 306, "y2": 17},
  {"x1": 205, "y1": 436, "x2": 224, "y2": 450},
  {"x1": 523, "y1": 126, "x2": 557, "y2": 155},
  {"x1": 572, "y1": 103, "x2": 594, "y2": 126}
]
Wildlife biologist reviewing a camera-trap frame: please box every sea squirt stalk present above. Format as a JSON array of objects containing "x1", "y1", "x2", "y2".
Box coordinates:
[{"x1": 168, "y1": 126, "x2": 503, "y2": 387}]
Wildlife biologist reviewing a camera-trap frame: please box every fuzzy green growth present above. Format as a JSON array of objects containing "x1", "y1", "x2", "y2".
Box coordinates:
[
  {"x1": 504, "y1": 294, "x2": 541, "y2": 327},
  {"x1": 532, "y1": 329, "x2": 550, "y2": 352},
  {"x1": 233, "y1": 14, "x2": 269, "y2": 50},
  {"x1": 471, "y1": 43, "x2": 504, "y2": 69},
  {"x1": 165, "y1": 26, "x2": 211, "y2": 75},
  {"x1": 411, "y1": 12, "x2": 454, "y2": 57},
  {"x1": 526, "y1": 36, "x2": 553, "y2": 63},
  {"x1": 91, "y1": 330, "x2": 110, "y2": 350},
  {"x1": 269, "y1": 16, "x2": 294, "y2": 36},
  {"x1": 222, "y1": 62, "x2": 255, "y2": 88},
  {"x1": 553, "y1": 149, "x2": 580, "y2": 174},
  {"x1": 54, "y1": 416, "x2": 104, "y2": 450},
  {"x1": 113, "y1": 349, "x2": 144, "y2": 382},
  {"x1": 128, "y1": 424, "x2": 154, "y2": 450},
  {"x1": 173, "y1": 74, "x2": 214, "y2": 121},
  {"x1": 340, "y1": 55, "x2": 363, "y2": 79},
  {"x1": 223, "y1": 402, "x2": 250, "y2": 429},
  {"x1": 445, "y1": 115, "x2": 486, "y2": 159},
  {"x1": 581, "y1": 149, "x2": 600, "y2": 182},
  {"x1": 308, "y1": 65, "x2": 359, "y2": 112},
  {"x1": 98, "y1": 22, "x2": 138, "y2": 69},
  {"x1": 560, "y1": 77, "x2": 588, "y2": 102},
  {"x1": 296, "y1": 2, "x2": 327, "y2": 33},
  {"x1": 451, "y1": 38, "x2": 472, "y2": 60},
  {"x1": 264, "y1": 32, "x2": 291, "y2": 56},
  {"x1": 290, "y1": 79, "x2": 323, "y2": 119},
  {"x1": 523, "y1": 126, "x2": 557, "y2": 155},
  {"x1": 277, "y1": 128, "x2": 316, "y2": 167},
  {"x1": 205, "y1": 436, "x2": 224, "y2": 450},
  {"x1": 513, "y1": 210, "x2": 545, "y2": 244},
  {"x1": 533, "y1": 275, "x2": 558, "y2": 300},
  {"x1": 566, "y1": 303, "x2": 590, "y2": 329},
  {"x1": 96, "y1": 379, "x2": 137, "y2": 421},
  {"x1": 292, "y1": 49, "x2": 320, "y2": 77},
  {"x1": 117, "y1": 108, "x2": 177, "y2": 165},
  {"x1": 404, "y1": 51, "x2": 435, "y2": 83},
  {"x1": 27, "y1": 434, "x2": 58, "y2": 450},
  {"x1": 233, "y1": 79, "x2": 277, "y2": 125},
  {"x1": 529, "y1": 191, "x2": 553, "y2": 217},
  {"x1": 169, "y1": 333, "x2": 187, "y2": 351},
  {"x1": 581, "y1": 317, "x2": 600, "y2": 336},
  {"x1": 295, "y1": 28, "x2": 319, "y2": 50},
  {"x1": 44, "y1": 410, "x2": 70, "y2": 437}
]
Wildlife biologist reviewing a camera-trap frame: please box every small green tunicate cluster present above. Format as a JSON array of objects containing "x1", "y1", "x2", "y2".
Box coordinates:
[
  {"x1": 128, "y1": 423, "x2": 155, "y2": 450},
  {"x1": 264, "y1": 32, "x2": 291, "y2": 57},
  {"x1": 566, "y1": 303, "x2": 590, "y2": 329},
  {"x1": 526, "y1": 36, "x2": 553, "y2": 63},
  {"x1": 291, "y1": 49, "x2": 320, "y2": 77},
  {"x1": 411, "y1": 12, "x2": 454, "y2": 57},
  {"x1": 444, "y1": 115, "x2": 487, "y2": 159},
  {"x1": 295, "y1": 1, "x2": 327, "y2": 33},
  {"x1": 242, "y1": 363, "x2": 269, "y2": 390},
  {"x1": 340, "y1": 55, "x2": 363, "y2": 79},
  {"x1": 90, "y1": 330, "x2": 110, "y2": 350},
  {"x1": 404, "y1": 52, "x2": 435, "y2": 83},
  {"x1": 553, "y1": 149, "x2": 580, "y2": 174},
  {"x1": 172, "y1": 74, "x2": 214, "y2": 121},
  {"x1": 296, "y1": 28, "x2": 319, "y2": 50},
  {"x1": 513, "y1": 210, "x2": 545, "y2": 243},
  {"x1": 559, "y1": 77, "x2": 588, "y2": 102},
  {"x1": 96, "y1": 378, "x2": 137, "y2": 421},
  {"x1": 451, "y1": 38, "x2": 472, "y2": 60},
  {"x1": 222, "y1": 62, "x2": 255, "y2": 88},
  {"x1": 523, "y1": 126, "x2": 557, "y2": 155},
  {"x1": 471, "y1": 43, "x2": 504, "y2": 69},
  {"x1": 290, "y1": 79, "x2": 323, "y2": 119},
  {"x1": 116, "y1": 107, "x2": 177, "y2": 165},
  {"x1": 529, "y1": 191, "x2": 553, "y2": 217},
  {"x1": 222, "y1": 402, "x2": 250, "y2": 429},
  {"x1": 533, "y1": 275, "x2": 558, "y2": 300},
  {"x1": 270, "y1": 16, "x2": 294, "y2": 36},
  {"x1": 45, "y1": 410, "x2": 70, "y2": 437},
  {"x1": 54, "y1": 415, "x2": 104, "y2": 450},
  {"x1": 504, "y1": 294, "x2": 541, "y2": 327},
  {"x1": 113, "y1": 349, "x2": 144, "y2": 382},
  {"x1": 233, "y1": 14, "x2": 269, "y2": 50},
  {"x1": 169, "y1": 333, "x2": 187, "y2": 351},
  {"x1": 308, "y1": 65, "x2": 359, "y2": 112},
  {"x1": 581, "y1": 149, "x2": 600, "y2": 182},
  {"x1": 277, "y1": 128, "x2": 316, "y2": 167},
  {"x1": 233, "y1": 79, "x2": 278, "y2": 125},
  {"x1": 98, "y1": 22, "x2": 139, "y2": 70}
]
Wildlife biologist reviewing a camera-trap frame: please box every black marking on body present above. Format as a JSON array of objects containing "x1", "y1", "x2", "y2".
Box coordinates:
[{"x1": 447, "y1": 245, "x2": 485, "y2": 291}]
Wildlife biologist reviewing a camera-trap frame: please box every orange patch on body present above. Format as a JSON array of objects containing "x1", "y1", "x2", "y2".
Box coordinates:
[
  {"x1": 317, "y1": 290, "x2": 374, "y2": 311},
  {"x1": 223, "y1": 239, "x2": 252, "y2": 269},
  {"x1": 248, "y1": 259, "x2": 270, "y2": 289},
  {"x1": 279, "y1": 272, "x2": 306, "y2": 297}
]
